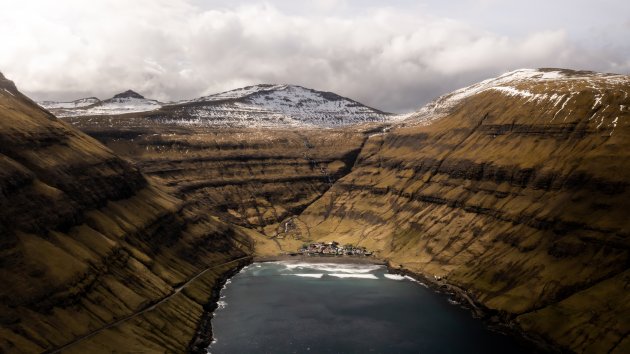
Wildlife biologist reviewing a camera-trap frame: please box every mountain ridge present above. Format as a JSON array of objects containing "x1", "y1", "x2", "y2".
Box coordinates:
[
  {"x1": 40, "y1": 83, "x2": 399, "y2": 128},
  {"x1": 404, "y1": 67, "x2": 630, "y2": 126}
]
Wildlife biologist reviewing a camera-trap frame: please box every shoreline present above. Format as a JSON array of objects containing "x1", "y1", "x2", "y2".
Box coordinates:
[
  {"x1": 253, "y1": 254, "x2": 387, "y2": 265},
  {"x1": 192, "y1": 253, "x2": 556, "y2": 354},
  {"x1": 188, "y1": 258, "x2": 252, "y2": 354},
  {"x1": 386, "y1": 264, "x2": 558, "y2": 353}
]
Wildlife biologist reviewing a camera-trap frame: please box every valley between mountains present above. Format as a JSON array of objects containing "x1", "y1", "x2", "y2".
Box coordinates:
[{"x1": 1, "y1": 68, "x2": 629, "y2": 353}]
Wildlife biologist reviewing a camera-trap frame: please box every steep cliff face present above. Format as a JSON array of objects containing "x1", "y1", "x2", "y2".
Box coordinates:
[
  {"x1": 0, "y1": 73, "x2": 249, "y2": 353},
  {"x1": 297, "y1": 69, "x2": 630, "y2": 353}
]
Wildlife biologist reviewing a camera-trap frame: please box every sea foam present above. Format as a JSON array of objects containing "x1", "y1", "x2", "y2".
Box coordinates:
[
  {"x1": 328, "y1": 273, "x2": 378, "y2": 279},
  {"x1": 288, "y1": 273, "x2": 324, "y2": 278},
  {"x1": 274, "y1": 261, "x2": 382, "y2": 274},
  {"x1": 383, "y1": 274, "x2": 406, "y2": 280}
]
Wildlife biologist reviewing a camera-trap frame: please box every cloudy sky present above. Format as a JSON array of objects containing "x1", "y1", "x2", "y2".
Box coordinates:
[{"x1": 1, "y1": 0, "x2": 629, "y2": 112}]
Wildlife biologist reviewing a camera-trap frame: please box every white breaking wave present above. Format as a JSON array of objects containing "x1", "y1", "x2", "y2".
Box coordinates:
[
  {"x1": 328, "y1": 273, "x2": 379, "y2": 279},
  {"x1": 273, "y1": 261, "x2": 383, "y2": 274},
  {"x1": 217, "y1": 300, "x2": 227, "y2": 310},
  {"x1": 383, "y1": 274, "x2": 406, "y2": 280},
  {"x1": 404, "y1": 275, "x2": 429, "y2": 288},
  {"x1": 285, "y1": 273, "x2": 325, "y2": 278}
]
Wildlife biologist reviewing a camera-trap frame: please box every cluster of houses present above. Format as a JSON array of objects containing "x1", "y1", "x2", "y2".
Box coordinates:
[{"x1": 298, "y1": 241, "x2": 372, "y2": 257}]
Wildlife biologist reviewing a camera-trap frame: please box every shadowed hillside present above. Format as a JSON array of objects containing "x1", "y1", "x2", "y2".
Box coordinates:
[{"x1": 0, "y1": 72, "x2": 250, "y2": 353}]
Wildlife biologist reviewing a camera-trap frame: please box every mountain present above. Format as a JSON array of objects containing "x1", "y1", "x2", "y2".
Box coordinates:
[
  {"x1": 406, "y1": 68, "x2": 628, "y2": 125},
  {"x1": 0, "y1": 72, "x2": 250, "y2": 352},
  {"x1": 293, "y1": 68, "x2": 630, "y2": 353},
  {"x1": 42, "y1": 84, "x2": 399, "y2": 128},
  {"x1": 39, "y1": 89, "x2": 162, "y2": 117},
  {"x1": 112, "y1": 89, "x2": 145, "y2": 99},
  {"x1": 160, "y1": 84, "x2": 396, "y2": 127},
  {"x1": 39, "y1": 96, "x2": 101, "y2": 109},
  {"x1": 5, "y1": 67, "x2": 630, "y2": 353}
]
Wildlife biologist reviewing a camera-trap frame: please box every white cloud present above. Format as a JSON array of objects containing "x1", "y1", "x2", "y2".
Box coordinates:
[{"x1": 0, "y1": 0, "x2": 626, "y2": 112}]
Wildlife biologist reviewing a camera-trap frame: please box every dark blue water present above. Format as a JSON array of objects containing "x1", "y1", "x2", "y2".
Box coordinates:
[{"x1": 209, "y1": 262, "x2": 536, "y2": 354}]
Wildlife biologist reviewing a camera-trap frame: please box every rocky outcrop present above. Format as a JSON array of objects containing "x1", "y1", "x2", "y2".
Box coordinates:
[{"x1": 0, "y1": 73, "x2": 250, "y2": 353}]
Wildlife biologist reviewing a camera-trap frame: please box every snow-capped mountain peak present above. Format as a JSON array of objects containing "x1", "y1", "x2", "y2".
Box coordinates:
[
  {"x1": 407, "y1": 68, "x2": 630, "y2": 124},
  {"x1": 187, "y1": 84, "x2": 288, "y2": 103},
  {"x1": 40, "y1": 90, "x2": 162, "y2": 117},
  {"x1": 154, "y1": 84, "x2": 398, "y2": 128},
  {"x1": 40, "y1": 84, "x2": 403, "y2": 128},
  {"x1": 39, "y1": 97, "x2": 101, "y2": 110}
]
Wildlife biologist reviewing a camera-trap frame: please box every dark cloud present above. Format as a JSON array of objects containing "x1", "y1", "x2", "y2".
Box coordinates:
[{"x1": 1, "y1": 0, "x2": 628, "y2": 113}]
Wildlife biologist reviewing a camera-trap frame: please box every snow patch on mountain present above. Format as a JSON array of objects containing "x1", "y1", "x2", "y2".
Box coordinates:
[
  {"x1": 80, "y1": 96, "x2": 162, "y2": 116},
  {"x1": 39, "y1": 84, "x2": 402, "y2": 127},
  {"x1": 156, "y1": 84, "x2": 399, "y2": 128},
  {"x1": 183, "y1": 84, "x2": 286, "y2": 103},
  {"x1": 406, "y1": 68, "x2": 630, "y2": 125},
  {"x1": 40, "y1": 97, "x2": 101, "y2": 109},
  {"x1": 40, "y1": 92, "x2": 162, "y2": 117}
]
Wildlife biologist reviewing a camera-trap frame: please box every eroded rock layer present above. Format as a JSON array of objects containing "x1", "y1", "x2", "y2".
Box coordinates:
[{"x1": 77, "y1": 126, "x2": 368, "y2": 241}]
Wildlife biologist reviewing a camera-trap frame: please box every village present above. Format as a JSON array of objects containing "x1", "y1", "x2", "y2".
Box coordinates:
[{"x1": 298, "y1": 241, "x2": 373, "y2": 257}]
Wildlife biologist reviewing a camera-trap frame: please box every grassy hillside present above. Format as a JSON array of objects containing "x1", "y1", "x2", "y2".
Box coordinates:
[
  {"x1": 296, "y1": 70, "x2": 630, "y2": 353},
  {"x1": 63, "y1": 116, "x2": 373, "y2": 254},
  {"x1": 0, "y1": 73, "x2": 250, "y2": 353}
]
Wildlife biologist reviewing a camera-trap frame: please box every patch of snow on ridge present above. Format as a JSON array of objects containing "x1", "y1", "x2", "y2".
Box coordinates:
[
  {"x1": 77, "y1": 97, "x2": 162, "y2": 116},
  {"x1": 406, "y1": 68, "x2": 630, "y2": 124},
  {"x1": 40, "y1": 97, "x2": 100, "y2": 109},
  {"x1": 489, "y1": 86, "x2": 534, "y2": 98},
  {"x1": 610, "y1": 117, "x2": 619, "y2": 136},
  {"x1": 162, "y1": 84, "x2": 396, "y2": 128},
  {"x1": 44, "y1": 83, "x2": 399, "y2": 127},
  {"x1": 183, "y1": 84, "x2": 287, "y2": 103},
  {"x1": 541, "y1": 71, "x2": 565, "y2": 80},
  {"x1": 41, "y1": 96, "x2": 163, "y2": 117}
]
